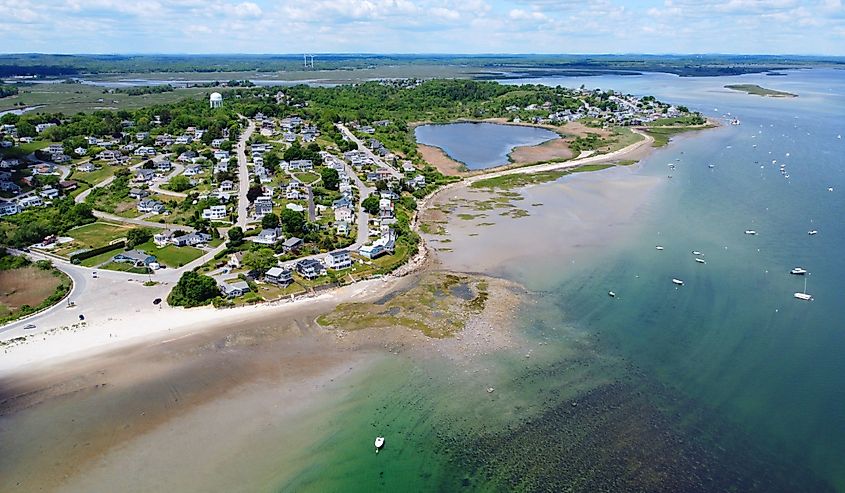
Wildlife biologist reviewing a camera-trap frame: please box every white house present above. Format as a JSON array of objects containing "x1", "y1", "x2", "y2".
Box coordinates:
[
  {"x1": 334, "y1": 206, "x2": 354, "y2": 223},
  {"x1": 325, "y1": 250, "x2": 352, "y2": 270},
  {"x1": 19, "y1": 195, "x2": 44, "y2": 209},
  {"x1": 253, "y1": 228, "x2": 282, "y2": 245},
  {"x1": 202, "y1": 205, "x2": 228, "y2": 220},
  {"x1": 0, "y1": 200, "x2": 19, "y2": 216}
]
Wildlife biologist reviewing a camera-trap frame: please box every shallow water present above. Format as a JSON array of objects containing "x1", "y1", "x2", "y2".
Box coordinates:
[{"x1": 414, "y1": 122, "x2": 559, "y2": 170}]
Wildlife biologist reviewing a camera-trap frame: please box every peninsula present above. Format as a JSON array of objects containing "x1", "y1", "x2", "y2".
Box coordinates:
[{"x1": 724, "y1": 84, "x2": 798, "y2": 98}]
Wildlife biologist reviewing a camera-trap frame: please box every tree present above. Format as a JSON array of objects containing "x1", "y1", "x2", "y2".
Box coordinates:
[
  {"x1": 281, "y1": 209, "x2": 306, "y2": 236},
  {"x1": 168, "y1": 175, "x2": 192, "y2": 192},
  {"x1": 167, "y1": 271, "x2": 219, "y2": 307},
  {"x1": 126, "y1": 227, "x2": 153, "y2": 248},
  {"x1": 227, "y1": 226, "x2": 244, "y2": 246},
  {"x1": 320, "y1": 167, "x2": 339, "y2": 191},
  {"x1": 261, "y1": 212, "x2": 280, "y2": 229},
  {"x1": 362, "y1": 195, "x2": 380, "y2": 215},
  {"x1": 246, "y1": 185, "x2": 263, "y2": 203},
  {"x1": 242, "y1": 248, "x2": 277, "y2": 273}
]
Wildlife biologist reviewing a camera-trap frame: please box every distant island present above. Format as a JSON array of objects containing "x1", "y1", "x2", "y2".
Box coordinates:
[{"x1": 724, "y1": 84, "x2": 797, "y2": 98}]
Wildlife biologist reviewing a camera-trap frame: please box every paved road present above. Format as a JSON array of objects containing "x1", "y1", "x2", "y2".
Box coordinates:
[
  {"x1": 147, "y1": 162, "x2": 186, "y2": 198},
  {"x1": 306, "y1": 185, "x2": 316, "y2": 222},
  {"x1": 336, "y1": 123, "x2": 402, "y2": 180},
  {"x1": 236, "y1": 119, "x2": 256, "y2": 229}
]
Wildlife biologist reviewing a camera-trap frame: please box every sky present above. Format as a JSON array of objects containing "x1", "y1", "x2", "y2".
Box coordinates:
[{"x1": 1, "y1": 0, "x2": 844, "y2": 55}]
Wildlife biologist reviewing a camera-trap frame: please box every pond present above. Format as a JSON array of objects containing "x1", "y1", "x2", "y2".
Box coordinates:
[{"x1": 414, "y1": 122, "x2": 559, "y2": 170}]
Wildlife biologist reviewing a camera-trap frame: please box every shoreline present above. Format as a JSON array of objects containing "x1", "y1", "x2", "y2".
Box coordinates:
[{"x1": 2, "y1": 122, "x2": 663, "y2": 375}]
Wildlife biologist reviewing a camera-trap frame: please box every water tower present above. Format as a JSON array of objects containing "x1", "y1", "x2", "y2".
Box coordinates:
[{"x1": 210, "y1": 92, "x2": 223, "y2": 109}]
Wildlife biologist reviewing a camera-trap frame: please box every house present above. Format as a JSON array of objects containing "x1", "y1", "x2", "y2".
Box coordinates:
[
  {"x1": 51, "y1": 154, "x2": 71, "y2": 164},
  {"x1": 58, "y1": 180, "x2": 78, "y2": 192},
  {"x1": 184, "y1": 165, "x2": 203, "y2": 176},
  {"x1": 35, "y1": 122, "x2": 56, "y2": 133},
  {"x1": 334, "y1": 206, "x2": 354, "y2": 223},
  {"x1": 253, "y1": 197, "x2": 273, "y2": 218},
  {"x1": 379, "y1": 198, "x2": 394, "y2": 218},
  {"x1": 220, "y1": 280, "x2": 250, "y2": 298},
  {"x1": 135, "y1": 169, "x2": 155, "y2": 183},
  {"x1": 211, "y1": 138, "x2": 225, "y2": 148},
  {"x1": 282, "y1": 237, "x2": 303, "y2": 252},
  {"x1": 219, "y1": 180, "x2": 234, "y2": 192},
  {"x1": 137, "y1": 199, "x2": 164, "y2": 214},
  {"x1": 74, "y1": 147, "x2": 88, "y2": 156},
  {"x1": 213, "y1": 150, "x2": 229, "y2": 160},
  {"x1": 360, "y1": 236, "x2": 394, "y2": 259},
  {"x1": 410, "y1": 174, "x2": 426, "y2": 189},
  {"x1": 0, "y1": 200, "x2": 19, "y2": 216},
  {"x1": 134, "y1": 146, "x2": 156, "y2": 157},
  {"x1": 156, "y1": 160, "x2": 172, "y2": 172},
  {"x1": 154, "y1": 230, "x2": 175, "y2": 247},
  {"x1": 202, "y1": 205, "x2": 228, "y2": 221},
  {"x1": 39, "y1": 187, "x2": 60, "y2": 199},
  {"x1": 175, "y1": 135, "x2": 193, "y2": 145},
  {"x1": 172, "y1": 232, "x2": 211, "y2": 247},
  {"x1": 296, "y1": 258, "x2": 325, "y2": 280},
  {"x1": 0, "y1": 181, "x2": 21, "y2": 194},
  {"x1": 113, "y1": 250, "x2": 157, "y2": 267},
  {"x1": 325, "y1": 250, "x2": 352, "y2": 270},
  {"x1": 129, "y1": 188, "x2": 149, "y2": 199},
  {"x1": 335, "y1": 221, "x2": 350, "y2": 236},
  {"x1": 18, "y1": 195, "x2": 43, "y2": 209},
  {"x1": 228, "y1": 251, "x2": 244, "y2": 269},
  {"x1": 264, "y1": 266, "x2": 293, "y2": 286},
  {"x1": 77, "y1": 162, "x2": 98, "y2": 173},
  {"x1": 97, "y1": 150, "x2": 120, "y2": 161},
  {"x1": 253, "y1": 228, "x2": 282, "y2": 245}
]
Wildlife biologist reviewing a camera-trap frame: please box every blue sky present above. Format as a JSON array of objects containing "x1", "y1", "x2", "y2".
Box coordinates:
[{"x1": 1, "y1": 0, "x2": 844, "y2": 55}]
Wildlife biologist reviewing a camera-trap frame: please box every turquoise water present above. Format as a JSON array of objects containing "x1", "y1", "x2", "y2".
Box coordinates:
[
  {"x1": 414, "y1": 122, "x2": 559, "y2": 169},
  {"x1": 500, "y1": 68, "x2": 845, "y2": 489}
]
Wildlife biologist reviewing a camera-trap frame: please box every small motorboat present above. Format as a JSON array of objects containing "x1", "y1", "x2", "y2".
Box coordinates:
[
  {"x1": 655, "y1": 246, "x2": 664, "y2": 250},
  {"x1": 744, "y1": 230, "x2": 757, "y2": 235},
  {"x1": 790, "y1": 267, "x2": 807, "y2": 275},
  {"x1": 808, "y1": 230, "x2": 818, "y2": 236},
  {"x1": 695, "y1": 258, "x2": 706, "y2": 264},
  {"x1": 691, "y1": 251, "x2": 702, "y2": 255},
  {"x1": 375, "y1": 436, "x2": 385, "y2": 453},
  {"x1": 672, "y1": 278, "x2": 685, "y2": 286},
  {"x1": 608, "y1": 291, "x2": 616, "y2": 298},
  {"x1": 708, "y1": 164, "x2": 715, "y2": 168},
  {"x1": 794, "y1": 292, "x2": 812, "y2": 301}
]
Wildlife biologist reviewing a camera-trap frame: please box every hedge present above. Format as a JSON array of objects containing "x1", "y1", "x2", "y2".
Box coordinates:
[{"x1": 70, "y1": 240, "x2": 126, "y2": 264}]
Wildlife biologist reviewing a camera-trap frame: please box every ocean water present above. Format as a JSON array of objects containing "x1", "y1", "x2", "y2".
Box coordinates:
[
  {"x1": 284, "y1": 69, "x2": 845, "y2": 491},
  {"x1": 414, "y1": 122, "x2": 559, "y2": 169}
]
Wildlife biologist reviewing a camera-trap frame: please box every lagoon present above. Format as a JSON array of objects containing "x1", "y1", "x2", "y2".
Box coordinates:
[{"x1": 414, "y1": 122, "x2": 559, "y2": 170}]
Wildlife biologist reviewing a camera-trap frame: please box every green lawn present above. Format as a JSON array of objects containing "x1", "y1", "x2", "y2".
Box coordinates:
[
  {"x1": 99, "y1": 261, "x2": 149, "y2": 274},
  {"x1": 136, "y1": 240, "x2": 203, "y2": 268},
  {"x1": 0, "y1": 141, "x2": 53, "y2": 159},
  {"x1": 66, "y1": 221, "x2": 134, "y2": 248},
  {"x1": 294, "y1": 171, "x2": 320, "y2": 184},
  {"x1": 69, "y1": 165, "x2": 115, "y2": 187}
]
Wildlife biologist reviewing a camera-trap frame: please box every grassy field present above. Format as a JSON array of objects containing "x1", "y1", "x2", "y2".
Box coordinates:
[
  {"x1": 724, "y1": 84, "x2": 797, "y2": 98},
  {"x1": 470, "y1": 164, "x2": 614, "y2": 190},
  {"x1": 79, "y1": 249, "x2": 122, "y2": 267},
  {"x1": 293, "y1": 171, "x2": 320, "y2": 184},
  {"x1": 136, "y1": 240, "x2": 203, "y2": 268},
  {"x1": 66, "y1": 221, "x2": 133, "y2": 247},
  {"x1": 0, "y1": 141, "x2": 53, "y2": 159},
  {"x1": 0, "y1": 265, "x2": 71, "y2": 324},
  {"x1": 0, "y1": 83, "x2": 216, "y2": 115},
  {"x1": 69, "y1": 165, "x2": 115, "y2": 187}
]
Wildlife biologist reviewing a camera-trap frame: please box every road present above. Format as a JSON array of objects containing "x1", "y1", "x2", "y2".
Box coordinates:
[
  {"x1": 92, "y1": 210, "x2": 196, "y2": 232},
  {"x1": 147, "y1": 162, "x2": 186, "y2": 198},
  {"x1": 343, "y1": 160, "x2": 374, "y2": 246},
  {"x1": 336, "y1": 123, "x2": 402, "y2": 180},
  {"x1": 236, "y1": 118, "x2": 256, "y2": 229}
]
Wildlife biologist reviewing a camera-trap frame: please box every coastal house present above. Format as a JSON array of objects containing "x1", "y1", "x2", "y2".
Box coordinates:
[
  {"x1": 172, "y1": 232, "x2": 211, "y2": 247},
  {"x1": 335, "y1": 221, "x2": 350, "y2": 236},
  {"x1": 137, "y1": 199, "x2": 164, "y2": 214},
  {"x1": 253, "y1": 228, "x2": 282, "y2": 245},
  {"x1": 0, "y1": 200, "x2": 19, "y2": 216},
  {"x1": 264, "y1": 266, "x2": 293, "y2": 286},
  {"x1": 77, "y1": 162, "x2": 98, "y2": 173},
  {"x1": 228, "y1": 252, "x2": 244, "y2": 269},
  {"x1": 334, "y1": 206, "x2": 354, "y2": 223},
  {"x1": 220, "y1": 280, "x2": 250, "y2": 298},
  {"x1": 39, "y1": 187, "x2": 60, "y2": 199},
  {"x1": 154, "y1": 230, "x2": 175, "y2": 247},
  {"x1": 18, "y1": 195, "x2": 44, "y2": 209},
  {"x1": 112, "y1": 250, "x2": 157, "y2": 267},
  {"x1": 325, "y1": 250, "x2": 352, "y2": 270},
  {"x1": 135, "y1": 169, "x2": 155, "y2": 183},
  {"x1": 220, "y1": 179, "x2": 234, "y2": 192},
  {"x1": 296, "y1": 258, "x2": 325, "y2": 280},
  {"x1": 129, "y1": 188, "x2": 149, "y2": 199}
]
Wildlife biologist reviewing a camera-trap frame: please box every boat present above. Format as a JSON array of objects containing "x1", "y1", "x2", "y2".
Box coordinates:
[
  {"x1": 655, "y1": 246, "x2": 664, "y2": 250},
  {"x1": 790, "y1": 267, "x2": 807, "y2": 275},
  {"x1": 744, "y1": 230, "x2": 757, "y2": 235},
  {"x1": 730, "y1": 119, "x2": 741, "y2": 125},
  {"x1": 808, "y1": 230, "x2": 818, "y2": 236},
  {"x1": 672, "y1": 278, "x2": 685, "y2": 286},
  {"x1": 708, "y1": 164, "x2": 715, "y2": 168},
  {"x1": 691, "y1": 251, "x2": 702, "y2": 255},
  {"x1": 794, "y1": 278, "x2": 812, "y2": 301},
  {"x1": 828, "y1": 187, "x2": 834, "y2": 192},
  {"x1": 608, "y1": 291, "x2": 616, "y2": 298},
  {"x1": 695, "y1": 258, "x2": 706, "y2": 264},
  {"x1": 375, "y1": 436, "x2": 385, "y2": 453}
]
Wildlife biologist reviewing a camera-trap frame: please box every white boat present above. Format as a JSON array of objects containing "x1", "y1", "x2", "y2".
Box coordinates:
[
  {"x1": 808, "y1": 230, "x2": 818, "y2": 236},
  {"x1": 708, "y1": 164, "x2": 715, "y2": 168},
  {"x1": 691, "y1": 251, "x2": 702, "y2": 255},
  {"x1": 790, "y1": 267, "x2": 807, "y2": 275},
  {"x1": 655, "y1": 246, "x2": 664, "y2": 250},
  {"x1": 744, "y1": 230, "x2": 757, "y2": 235},
  {"x1": 794, "y1": 277, "x2": 812, "y2": 301},
  {"x1": 608, "y1": 291, "x2": 616, "y2": 298},
  {"x1": 695, "y1": 258, "x2": 706, "y2": 264},
  {"x1": 375, "y1": 436, "x2": 385, "y2": 453},
  {"x1": 672, "y1": 278, "x2": 685, "y2": 286}
]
